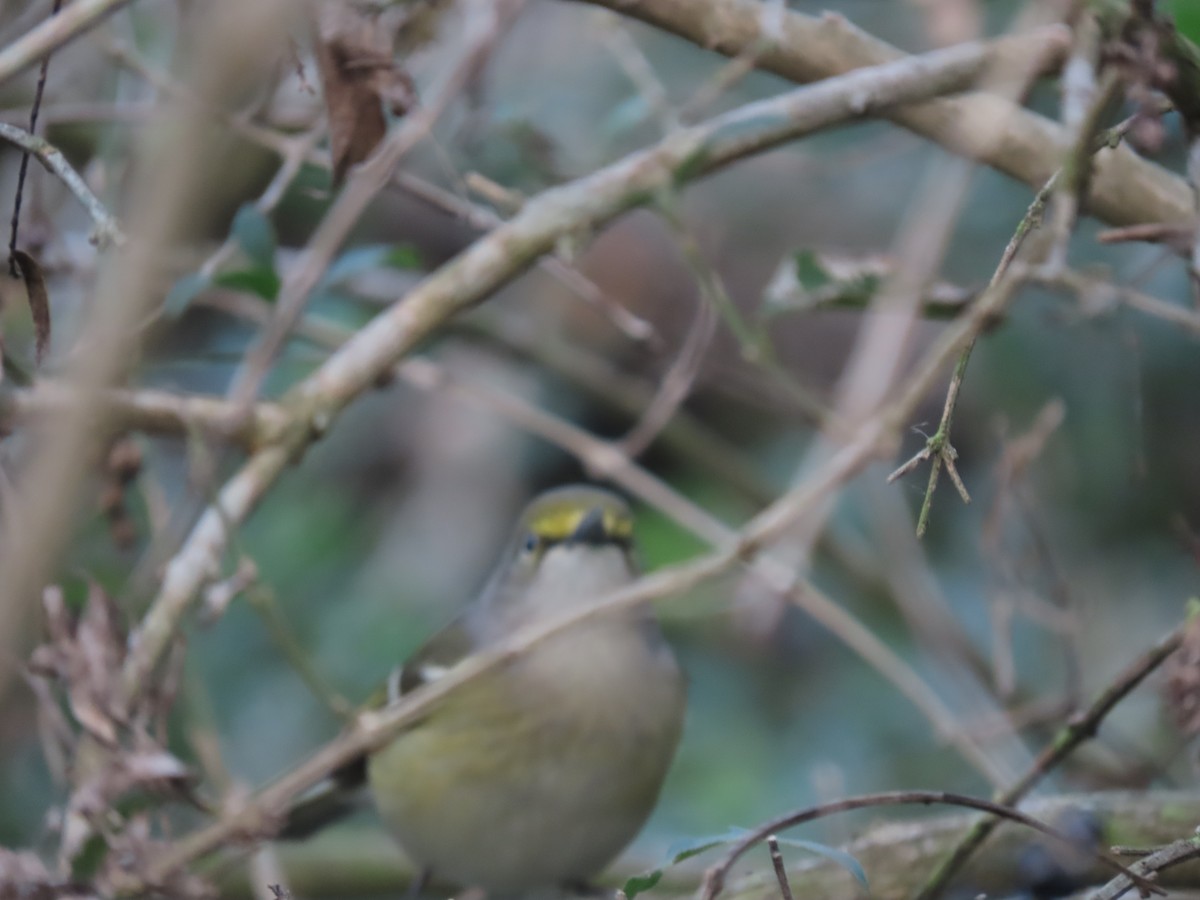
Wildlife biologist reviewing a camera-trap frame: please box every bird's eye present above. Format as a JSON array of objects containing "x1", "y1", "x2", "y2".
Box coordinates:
[{"x1": 522, "y1": 532, "x2": 540, "y2": 554}]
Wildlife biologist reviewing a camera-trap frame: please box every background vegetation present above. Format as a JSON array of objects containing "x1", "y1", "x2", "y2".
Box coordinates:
[{"x1": 1, "y1": 0, "x2": 1199, "y2": 897}]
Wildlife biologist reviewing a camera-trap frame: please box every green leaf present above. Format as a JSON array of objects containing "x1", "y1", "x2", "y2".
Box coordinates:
[
  {"x1": 215, "y1": 267, "x2": 281, "y2": 301},
  {"x1": 69, "y1": 831, "x2": 110, "y2": 881},
  {"x1": 12, "y1": 249, "x2": 50, "y2": 363},
  {"x1": 772, "y1": 836, "x2": 869, "y2": 890},
  {"x1": 622, "y1": 828, "x2": 870, "y2": 900},
  {"x1": 386, "y1": 243, "x2": 423, "y2": 269},
  {"x1": 1167, "y1": 0, "x2": 1200, "y2": 45},
  {"x1": 664, "y1": 827, "x2": 749, "y2": 863},
  {"x1": 794, "y1": 250, "x2": 832, "y2": 291},
  {"x1": 321, "y1": 243, "x2": 424, "y2": 290},
  {"x1": 164, "y1": 272, "x2": 210, "y2": 318},
  {"x1": 623, "y1": 828, "x2": 750, "y2": 900},
  {"x1": 622, "y1": 870, "x2": 663, "y2": 899},
  {"x1": 231, "y1": 204, "x2": 277, "y2": 269}
]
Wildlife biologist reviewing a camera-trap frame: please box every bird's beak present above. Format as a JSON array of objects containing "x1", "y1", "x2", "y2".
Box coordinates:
[{"x1": 570, "y1": 507, "x2": 609, "y2": 545}]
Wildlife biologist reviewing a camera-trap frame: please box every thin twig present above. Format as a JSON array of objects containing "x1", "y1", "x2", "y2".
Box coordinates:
[
  {"x1": 797, "y1": 1, "x2": 1067, "y2": 601},
  {"x1": 1088, "y1": 835, "x2": 1200, "y2": 900},
  {"x1": 1044, "y1": 13, "x2": 1108, "y2": 273},
  {"x1": 891, "y1": 49, "x2": 1123, "y2": 538},
  {"x1": 597, "y1": 12, "x2": 680, "y2": 133},
  {"x1": 696, "y1": 790, "x2": 1161, "y2": 900},
  {"x1": 244, "y1": 584, "x2": 355, "y2": 721},
  {"x1": 0, "y1": 0, "x2": 134, "y2": 85},
  {"x1": 0, "y1": 122, "x2": 123, "y2": 246},
  {"x1": 914, "y1": 621, "x2": 1186, "y2": 900},
  {"x1": 678, "y1": 0, "x2": 786, "y2": 122},
  {"x1": 403, "y1": 352, "x2": 1018, "y2": 786},
  {"x1": 104, "y1": 39, "x2": 660, "y2": 347},
  {"x1": 0, "y1": 382, "x2": 290, "y2": 446},
  {"x1": 224, "y1": 0, "x2": 525, "y2": 410},
  {"x1": 616, "y1": 295, "x2": 716, "y2": 460},
  {"x1": 765, "y1": 836, "x2": 794, "y2": 900},
  {"x1": 8, "y1": 0, "x2": 62, "y2": 276},
  {"x1": 658, "y1": 205, "x2": 829, "y2": 423}
]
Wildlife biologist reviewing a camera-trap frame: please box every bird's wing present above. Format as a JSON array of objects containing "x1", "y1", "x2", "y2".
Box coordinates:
[
  {"x1": 393, "y1": 614, "x2": 479, "y2": 698},
  {"x1": 278, "y1": 615, "x2": 478, "y2": 841}
]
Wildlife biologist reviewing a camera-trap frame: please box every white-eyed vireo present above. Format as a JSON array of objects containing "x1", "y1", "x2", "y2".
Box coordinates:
[{"x1": 282, "y1": 485, "x2": 686, "y2": 893}]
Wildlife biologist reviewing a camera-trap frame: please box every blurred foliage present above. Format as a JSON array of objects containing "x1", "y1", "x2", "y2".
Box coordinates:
[{"x1": 0, "y1": 1, "x2": 1197, "y2": 894}]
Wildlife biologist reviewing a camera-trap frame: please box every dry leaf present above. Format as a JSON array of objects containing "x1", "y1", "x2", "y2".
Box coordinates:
[
  {"x1": 41, "y1": 584, "x2": 73, "y2": 648},
  {"x1": 11, "y1": 249, "x2": 50, "y2": 364},
  {"x1": 1166, "y1": 610, "x2": 1200, "y2": 736},
  {"x1": 313, "y1": 2, "x2": 416, "y2": 184},
  {"x1": 29, "y1": 580, "x2": 198, "y2": 885},
  {"x1": 95, "y1": 810, "x2": 213, "y2": 899},
  {"x1": 100, "y1": 437, "x2": 143, "y2": 550}
]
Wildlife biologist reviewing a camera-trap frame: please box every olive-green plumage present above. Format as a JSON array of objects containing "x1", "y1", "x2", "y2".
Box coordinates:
[{"x1": 284, "y1": 486, "x2": 686, "y2": 893}]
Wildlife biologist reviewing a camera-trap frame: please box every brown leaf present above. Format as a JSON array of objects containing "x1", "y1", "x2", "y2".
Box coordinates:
[
  {"x1": 58, "y1": 582, "x2": 125, "y2": 745},
  {"x1": 11, "y1": 249, "x2": 50, "y2": 364},
  {"x1": 312, "y1": 2, "x2": 416, "y2": 184},
  {"x1": 106, "y1": 438, "x2": 142, "y2": 485},
  {"x1": 67, "y1": 694, "x2": 117, "y2": 745},
  {"x1": 41, "y1": 584, "x2": 73, "y2": 651},
  {"x1": 1165, "y1": 611, "x2": 1200, "y2": 736},
  {"x1": 76, "y1": 582, "x2": 123, "y2": 693},
  {"x1": 100, "y1": 437, "x2": 142, "y2": 551}
]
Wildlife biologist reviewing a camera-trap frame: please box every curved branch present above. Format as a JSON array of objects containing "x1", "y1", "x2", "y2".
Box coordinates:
[
  {"x1": 573, "y1": 0, "x2": 1190, "y2": 229},
  {"x1": 698, "y1": 791, "x2": 1159, "y2": 900},
  {"x1": 915, "y1": 621, "x2": 1185, "y2": 899},
  {"x1": 0, "y1": 0, "x2": 135, "y2": 87},
  {"x1": 0, "y1": 121, "x2": 123, "y2": 246},
  {"x1": 0, "y1": 383, "x2": 289, "y2": 447}
]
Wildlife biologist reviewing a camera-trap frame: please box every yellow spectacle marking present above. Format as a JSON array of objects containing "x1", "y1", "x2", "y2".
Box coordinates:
[{"x1": 530, "y1": 506, "x2": 633, "y2": 542}]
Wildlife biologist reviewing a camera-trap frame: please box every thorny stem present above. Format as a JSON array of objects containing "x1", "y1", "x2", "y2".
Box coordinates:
[
  {"x1": 913, "y1": 621, "x2": 1185, "y2": 900},
  {"x1": 891, "y1": 58, "x2": 1131, "y2": 539}
]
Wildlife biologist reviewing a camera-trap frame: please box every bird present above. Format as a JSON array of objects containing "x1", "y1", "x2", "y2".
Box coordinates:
[{"x1": 280, "y1": 484, "x2": 687, "y2": 894}]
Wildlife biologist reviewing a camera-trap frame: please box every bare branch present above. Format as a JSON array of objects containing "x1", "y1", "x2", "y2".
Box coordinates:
[
  {"x1": 573, "y1": 0, "x2": 1188, "y2": 229},
  {"x1": 698, "y1": 790, "x2": 1160, "y2": 900},
  {"x1": 915, "y1": 621, "x2": 1186, "y2": 900},
  {"x1": 0, "y1": 121, "x2": 123, "y2": 246},
  {"x1": 0, "y1": 383, "x2": 290, "y2": 447},
  {"x1": 0, "y1": 0, "x2": 134, "y2": 85}
]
